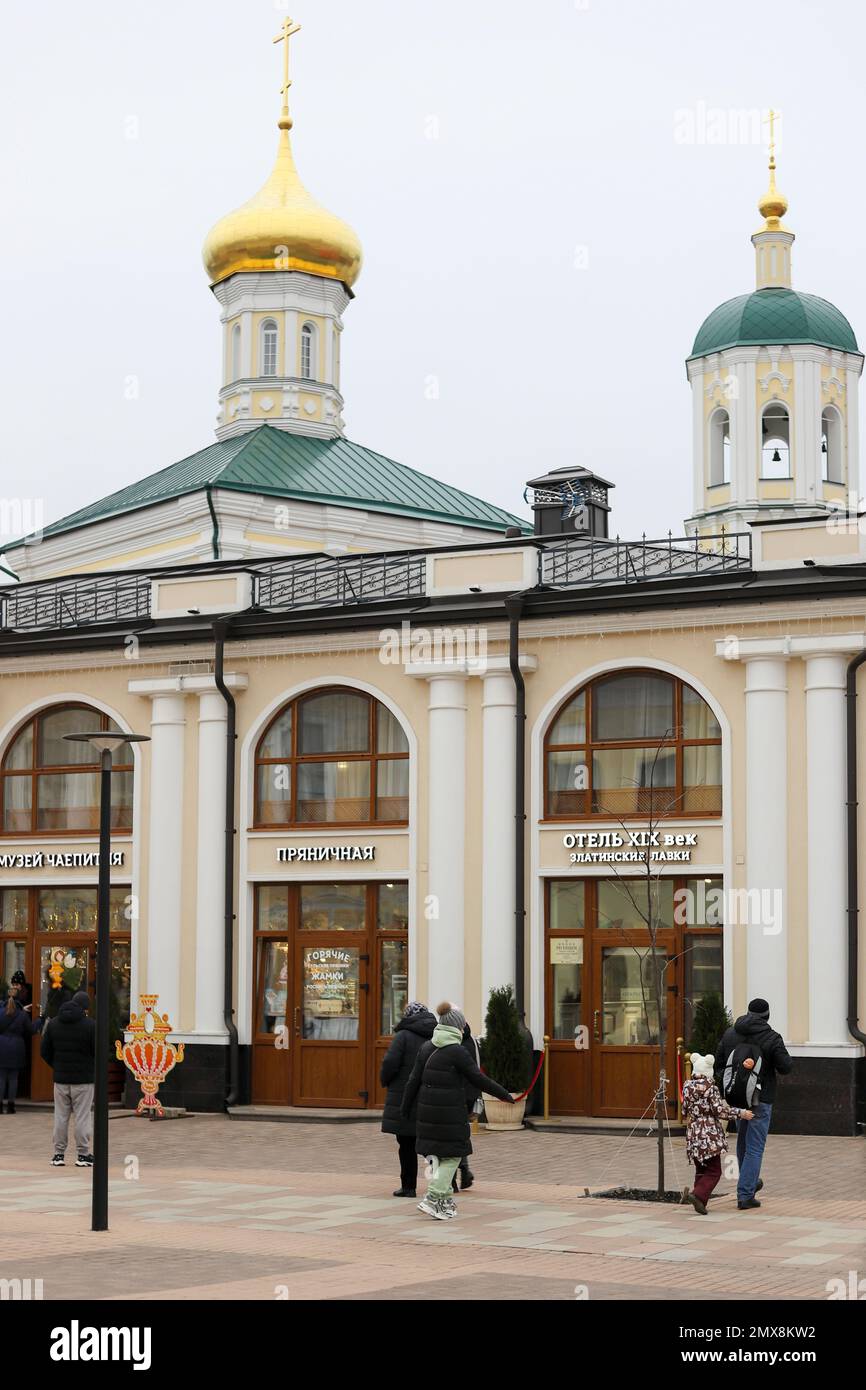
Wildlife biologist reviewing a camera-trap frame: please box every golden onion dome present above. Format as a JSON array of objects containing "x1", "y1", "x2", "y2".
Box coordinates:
[
  {"x1": 758, "y1": 162, "x2": 788, "y2": 228},
  {"x1": 202, "y1": 128, "x2": 363, "y2": 289}
]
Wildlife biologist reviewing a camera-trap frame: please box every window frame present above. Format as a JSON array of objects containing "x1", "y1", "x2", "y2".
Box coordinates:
[
  {"x1": 260, "y1": 319, "x2": 279, "y2": 378},
  {"x1": 300, "y1": 322, "x2": 316, "y2": 381},
  {"x1": 253, "y1": 687, "x2": 409, "y2": 829},
  {"x1": 543, "y1": 670, "x2": 722, "y2": 821},
  {"x1": 0, "y1": 704, "x2": 134, "y2": 838}
]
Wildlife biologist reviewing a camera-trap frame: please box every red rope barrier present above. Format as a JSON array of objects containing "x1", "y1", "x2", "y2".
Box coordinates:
[{"x1": 511, "y1": 1049, "x2": 546, "y2": 1102}]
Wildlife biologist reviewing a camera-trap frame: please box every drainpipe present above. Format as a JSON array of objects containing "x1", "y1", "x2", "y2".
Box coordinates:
[
  {"x1": 205, "y1": 486, "x2": 221, "y2": 561},
  {"x1": 505, "y1": 594, "x2": 526, "y2": 1018},
  {"x1": 845, "y1": 649, "x2": 866, "y2": 1048},
  {"x1": 213, "y1": 619, "x2": 240, "y2": 1105}
]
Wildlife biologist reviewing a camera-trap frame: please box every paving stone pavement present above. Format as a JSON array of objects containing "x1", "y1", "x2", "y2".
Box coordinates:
[{"x1": 0, "y1": 1112, "x2": 862, "y2": 1300}]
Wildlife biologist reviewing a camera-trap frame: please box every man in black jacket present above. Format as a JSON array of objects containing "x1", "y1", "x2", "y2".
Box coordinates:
[
  {"x1": 379, "y1": 1002, "x2": 436, "y2": 1196},
  {"x1": 714, "y1": 997, "x2": 792, "y2": 1210},
  {"x1": 40, "y1": 991, "x2": 95, "y2": 1168}
]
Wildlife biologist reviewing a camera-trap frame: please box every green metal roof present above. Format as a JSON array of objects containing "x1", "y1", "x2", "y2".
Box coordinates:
[
  {"x1": 1, "y1": 427, "x2": 529, "y2": 552},
  {"x1": 689, "y1": 288, "x2": 859, "y2": 360}
]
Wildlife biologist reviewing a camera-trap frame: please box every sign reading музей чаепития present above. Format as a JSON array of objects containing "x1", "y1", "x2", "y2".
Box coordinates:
[
  {"x1": 563, "y1": 830, "x2": 700, "y2": 865},
  {"x1": 0, "y1": 850, "x2": 126, "y2": 869}
]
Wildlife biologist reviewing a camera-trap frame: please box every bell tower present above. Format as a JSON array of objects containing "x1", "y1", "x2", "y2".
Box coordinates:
[
  {"x1": 685, "y1": 116, "x2": 863, "y2": 536},
  {"x1": 202, "y1": 18, "x2": 363, "y2": 442}
]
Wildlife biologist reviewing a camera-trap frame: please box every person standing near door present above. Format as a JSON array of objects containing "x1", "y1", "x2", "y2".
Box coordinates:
[
  {"x1": 715, "y1": 997, "x2": 792, "y2": 1210},
  {"x1": 380, "y1": 1001, "x2": 437, "y2": 1197},
  {"x1": 0, "y1": 983, "x2": 43, "y2": 1114},
  {"x1": 40, "y1": 990, "x2": 96, "y2": 1168},
  {"x1": 401, "y1": 1002, "x2": 515, "y2": 1221},
  {"x1": 452, "y1": 1018, "x2": 481, "y2": 1194}
]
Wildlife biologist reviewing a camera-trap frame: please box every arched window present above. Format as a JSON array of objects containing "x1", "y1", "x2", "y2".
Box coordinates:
[
  {"x1": 709, "y1": 408, "x2": 731, "y2": 487},
  {"x1": 260, "y1": 320, "x2": 278, "y2": 377},
  {"x1": 254, "y1": 689, "x2": 409, "y2": 827},
  {"x1": 300, "y1": 322, "x2": 316, "y2": 381},
  {"x1": 822, "y1": 406, "x2": 843, "y2": 484},
  {"x1": 1, "y1": 705, "x2": 134, "y2": 835},
  {"x1": 761, "y1": 403, "x2": 790, "y2": 479},
  {"x1": 545, "y1": 671, "x2": 721, "y2": 818},
  {"x1": 231, "y1": 323, "x2": 242, "y2": 382}
]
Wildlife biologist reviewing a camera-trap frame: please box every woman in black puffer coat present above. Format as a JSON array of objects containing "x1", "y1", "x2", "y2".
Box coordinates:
[
  {"x1": 0, "y1": 988, "x2": 43, "y2": 1114},
  {"x1": 380, "y1": 1002, "x2": 436, "y2": 1196},
  {"x1": 401, "y1": 1001, "x2": 514, "y2": 1220}
]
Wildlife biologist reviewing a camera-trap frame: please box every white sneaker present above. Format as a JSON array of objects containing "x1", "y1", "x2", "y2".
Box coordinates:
[
  {"x1": 416, "y1": 1196, "x2": 438, "y2": 1217},
  {"x1": 430, "y1": 1198, "x2": 453, "y2": 1221},
  {"x1": 440, "y1": 1197, "x2": 457, "y2": 1219}
]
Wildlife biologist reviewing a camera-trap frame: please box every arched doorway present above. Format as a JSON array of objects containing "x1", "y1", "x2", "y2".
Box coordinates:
[
  {"x1": 250, "y1": 687, "x2": 410, "y2": 1107},
  {"x1": 542, "y1": 670, "x2": 724, "y2": 1116}
]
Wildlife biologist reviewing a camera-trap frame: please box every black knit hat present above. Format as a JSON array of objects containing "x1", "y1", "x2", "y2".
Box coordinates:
[{"x1": 748, "y1": 997, "x2": 770, "y2": 1017}]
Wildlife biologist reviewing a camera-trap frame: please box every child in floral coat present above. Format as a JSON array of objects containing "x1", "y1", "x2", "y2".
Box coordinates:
[{"x1": 682, "y1": 1052, "x2": 753, "y2": 1214}]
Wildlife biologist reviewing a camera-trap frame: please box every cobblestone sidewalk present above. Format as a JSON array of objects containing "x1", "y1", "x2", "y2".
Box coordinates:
[{"x1": 0, "y1": 1113, "x2": 862, "y2": 1301}]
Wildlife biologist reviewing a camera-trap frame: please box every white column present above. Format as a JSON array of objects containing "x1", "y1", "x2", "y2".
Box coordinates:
[
  {"x1": 481, "y1": 672, "x2": 516, "y2": 1002},
  {"x1": 426, "y1": 675, "x2": 468, "y2": 1006},
  {"x1": 143, "y1": 693, "x2": 186, "y2": 1026},
  {"x1": 744, "y1": 657, "x2": 788, "y2": 1035},
  {"x1": 804, "y1": 654, "x2": 849, "y2": 1045},
  {"x1": 846, "y1": 363, "x2": 860, "y2": 502},
  {"x1": 195, "y1": 691, "x2": 228, "y2": 1039},
  {"x1": 733, "y1": 353, "x2": 758, "y2": 505},
  {"x1": 284, "y1": 308, "x2": 299, "y2": 377},
  {"x1": 240, "y1": 310, "x2": 252, "y2": 379},
  {"x1": 689, "y1": 365, "x2": 704, "y2": 514}
]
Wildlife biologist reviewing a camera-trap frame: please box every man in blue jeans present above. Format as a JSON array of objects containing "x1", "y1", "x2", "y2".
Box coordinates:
[{"x1": 715, "y1": 997, "x2": 792, "y2": 1210}]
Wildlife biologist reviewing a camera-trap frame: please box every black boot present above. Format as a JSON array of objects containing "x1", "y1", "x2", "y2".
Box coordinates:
[{"x1": 5, "y1": 1102, "x2": 15, "y2": 1115}]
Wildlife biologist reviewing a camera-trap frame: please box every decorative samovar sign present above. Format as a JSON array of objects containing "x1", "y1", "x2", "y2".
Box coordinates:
[{"x1": 116, "y1": 994, "x2": 185, "y2": 1117}]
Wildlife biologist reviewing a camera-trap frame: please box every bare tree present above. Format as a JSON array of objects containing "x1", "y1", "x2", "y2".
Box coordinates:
[{"x1": 595, "y1": 731, "x2": 694, "y2": 1197}]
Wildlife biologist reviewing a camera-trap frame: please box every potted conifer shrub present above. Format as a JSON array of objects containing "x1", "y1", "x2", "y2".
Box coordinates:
[
  {"x1": 479, "y1": 984, "x2": 531, "y2": 1130},
  {"x1": 687, "y1": 991, "x2": 732, "y2": 1056}
]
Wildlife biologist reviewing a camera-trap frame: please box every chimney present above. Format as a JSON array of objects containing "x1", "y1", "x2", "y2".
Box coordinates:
[{"x1": 525, "y1": 466, "x2": 613, "y2": 539}]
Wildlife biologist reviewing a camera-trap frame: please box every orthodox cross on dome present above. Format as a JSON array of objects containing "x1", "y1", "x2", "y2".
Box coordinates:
[
  {"x1": 273, "y1": 15, "x2": 302, "y2": 131},
  {"x1": 758, "y1": 106, "x2": 788, "y2": 230},
  {"x1": 764, "y1": 108, "x2": 779, "y2": 170}
]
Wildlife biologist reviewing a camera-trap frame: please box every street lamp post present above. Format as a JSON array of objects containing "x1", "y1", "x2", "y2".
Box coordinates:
[{"x1": 64, "y1": 730, "x2": 149, "y2": 1232}]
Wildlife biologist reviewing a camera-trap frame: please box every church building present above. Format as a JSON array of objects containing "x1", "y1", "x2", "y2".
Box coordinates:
[{"x1": 0, "y1": 36, "x2": 863, "y2": 1136}]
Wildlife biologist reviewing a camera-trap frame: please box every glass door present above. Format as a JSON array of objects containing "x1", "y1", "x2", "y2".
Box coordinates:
[
  {"x1": 590, "y1": 939, "x2": 677, "y2": 1117},
  {"x1": 292, "y1": 883, "x2": 368, "y2": 1107}
]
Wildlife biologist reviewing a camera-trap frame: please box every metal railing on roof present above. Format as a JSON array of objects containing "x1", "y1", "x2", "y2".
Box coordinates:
[
  {"x1": 253, "y1": 550, "x2": 427, "y2": 611},
  {"x1": 0, "y1": 572, "x2": 153, "y2": 633},
  {"x1": 0, "y1": 532, "x2": 753, "y2": 634},
  {"x1": 540, "y1": 531, "x2": 752, "y2": 589}
]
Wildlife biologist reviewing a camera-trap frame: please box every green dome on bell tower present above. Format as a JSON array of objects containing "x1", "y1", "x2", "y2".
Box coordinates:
[{"x1": 689, "y1": 288, "x2": 859, "y2": 360}]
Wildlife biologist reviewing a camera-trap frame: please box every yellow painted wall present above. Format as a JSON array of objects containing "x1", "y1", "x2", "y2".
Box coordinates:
[{"x1": 1, "y1": 601, "x2": 863, "y2": 1053}]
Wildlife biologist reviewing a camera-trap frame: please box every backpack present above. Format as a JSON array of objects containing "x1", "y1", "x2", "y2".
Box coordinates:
[{"x1": 722, "y1": 1040, "x2": 762, "y2": 1107}]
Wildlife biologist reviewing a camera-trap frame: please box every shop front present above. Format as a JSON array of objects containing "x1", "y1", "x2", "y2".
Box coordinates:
[
  {"x1": 544, "y1": 875, "x2": 724, "y2": 1117},
  {"x1": 244, "y1": 684, "x2": 414, "y2": 1108},
  {"x1": 250, "y1": 879, "x2": 409, "y2": 1107},
  {"x1": 0, "y1": 885, "x2": 133, "y2": 1100},
  {"x1": 536, "y1": 666, "x2": 727, "y2": 1119},
  {"x1": 0, "y1": 702, "x2": 137, "y2": 1101}
]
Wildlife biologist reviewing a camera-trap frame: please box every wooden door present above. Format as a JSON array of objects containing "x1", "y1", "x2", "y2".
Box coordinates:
[
  {"x1": 292, "y1": 935, "x2": 369, "y2": 1106},
  {"x1": 590, "y1": 936, "x2": 677, "y2": 1117}
]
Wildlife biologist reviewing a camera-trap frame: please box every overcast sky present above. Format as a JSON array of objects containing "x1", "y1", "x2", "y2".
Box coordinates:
[{"x1": 2, "y1": 0, "x2": 864, "y2": 556}]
